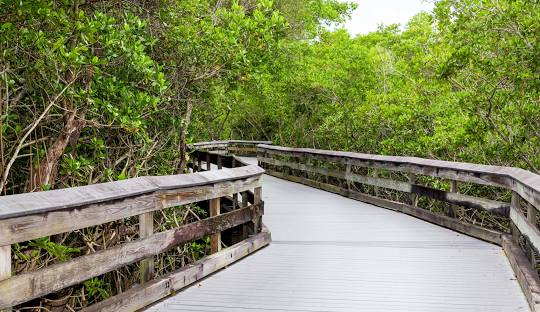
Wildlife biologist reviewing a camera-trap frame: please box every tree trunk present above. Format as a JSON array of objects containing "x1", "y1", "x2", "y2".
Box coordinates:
[
  {"x1": 178, "y1": 101, "x2": 193, "y2": 173},
  {"x1": 28, "y1": 110, "x2": 86, "y2": 192}
]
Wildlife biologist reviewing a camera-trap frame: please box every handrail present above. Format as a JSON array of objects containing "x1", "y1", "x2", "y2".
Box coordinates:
[
  {"x1": 257, "y1": 144, "x2": 540, "y2": 311},
  {"x1": 0, "y1": 142, "x2": 270, "y2": 311}
]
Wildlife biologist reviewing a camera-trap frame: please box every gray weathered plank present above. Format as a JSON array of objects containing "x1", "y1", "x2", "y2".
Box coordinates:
[{"x1": 0, "y1": 204, "x2": 263, "y2": 309}]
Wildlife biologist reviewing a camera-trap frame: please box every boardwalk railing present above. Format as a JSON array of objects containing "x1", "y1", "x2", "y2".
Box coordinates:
[
  {"x1": 257, "y1": 144, "x2": 540, "y2": 311},
  {"x1": 0, "y1": 141, "x2": 270, "y2": 311}
]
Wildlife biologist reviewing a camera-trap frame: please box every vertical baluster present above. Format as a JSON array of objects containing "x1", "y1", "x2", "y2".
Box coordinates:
[
  {"x1": 448, "y1": 180, "x2": 458, "y2": 218},
  {"x1": 254, "y1": 187, "x2": 262, "y2": 234},
  {"x1": 139, "y1": 212, "x2": 154, "y2": 284},
  {"x1": 197, "y1": 156, "x2": 202, "y2": 172},
  {"x1": 0, "y1": 245, "x2": 11, "y2": 312},
  {"x1": 210, "y1": 197, "x2": 221, "y2": 253},
  {"x1": 408, "y1": 173, "x2": 418, "y2": 206},
  {"x1": 206, "y1": 153, "x2": 211, "y2": 171},
  {"x1": 241, "y1": 191, "x2": 249, "y2": 239},
  {"x1": 372, "y1": 169, "x2": 380, "y2": 197},
  {"x1": 527, "y1": 202, "x2": 537, "y2": 269},
  {"x1": 511, "y1": 192, "x2": 520, "y2": 243},
  {"x1": 217, "y1": 155, "x2": 222, "y2": 169}
]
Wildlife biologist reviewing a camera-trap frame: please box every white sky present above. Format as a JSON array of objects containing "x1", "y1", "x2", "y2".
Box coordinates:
[{"x1": 341, "y1": 0, "x2": 435, "y2": 35}]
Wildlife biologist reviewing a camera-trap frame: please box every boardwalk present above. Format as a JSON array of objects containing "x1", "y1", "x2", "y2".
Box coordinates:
[{"x1": 146, "y1": 158, "x2": 529, "y2": 312}]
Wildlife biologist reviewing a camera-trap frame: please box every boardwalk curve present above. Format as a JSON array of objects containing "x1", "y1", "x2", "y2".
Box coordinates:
[{"x1": 146, "y1": 158, "x2": 529, "y2": 312}]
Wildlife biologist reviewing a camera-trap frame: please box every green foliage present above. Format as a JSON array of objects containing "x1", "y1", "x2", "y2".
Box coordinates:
[{"x1": 28, "y1": 237, "x2": 80, "y2": 262}]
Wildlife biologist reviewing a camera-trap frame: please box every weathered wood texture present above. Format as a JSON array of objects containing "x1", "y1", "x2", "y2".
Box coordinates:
[
  {"x1": 258, "y1": 144, "x2": 540, "y2": 210},
  {"x1": 257, "y1": 144, "x2": 540, "y2": 312},
  {"x1": 210, "y1": 197, "x2": 221, "y2": 253},
  {"x1": 0, "y1": 169, "x2": 262, "y2": 246},
  {"x1": 0, "y1": 245, "x2": 10, "y2": 312},
  {"x1": 0, "y1": 203, "x2": 264, "y2": 309},
  {"x1": 0, "y1": 147, "x2": 266, "y2": 310},
  {"x1": 258, "y1": 156, "x2": 510, "y2": 215},
  {"x1": 139, "y1": 211, "x2": 155, "y2": 284},
  {"x1": 147, "y1": 169, "x2": 529, "y2": 312},
  {"x1": 503, "y1": 235, "x2": 540, "y2": 311},
  {"x1": 82, "y1": 228, "x2": 271, "y2": 312}
]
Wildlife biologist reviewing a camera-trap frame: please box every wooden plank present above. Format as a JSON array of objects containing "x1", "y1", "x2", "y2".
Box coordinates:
[
  {"x1": 254, "y1": 187, "x2": 262, "y2": 234},
  {"x1": 0, "y1": 245, "x2": 10, "y2": 312},
  {"x1": 217, "y1": 155, "x2": 223, "y2": 169},
  {"x1": 260, "y1": 157, "x2": 510, "y2": 216},
  {"x1": 0, "y1": 204, "x2": 263, "y2": 309},
  {"x1": 511, "y1": 206, "x2": 540, "y2": 254},
  {"x1": 408, "y1": 173, "x2": 418, "y2": 206},
  {"x1": 139, "y1": 212, "x2": 154, "y2": 284},
  {"x1": 0, "y1": 176, "x2": 262, "y2": 246},
  {"x1": 257, "y1": 145, "x2": 540, "y2": 205},
  {"x1": 264, "y1": 168, "x2": 502, "y2": 245},
  {"x1": 448, "y1": 180, "x2": 458, "y2": 218},
  {"x1": 210, "y1": 198, "x2": 221, "y2": 254},
  {"x1": 82, "y1": 229, "x2": 271, "y2": 312},
  {"x1": 0, "y1": 165, "x2": 264, "y2": 221},
  {"x1": 502, "y1": 235, "x2": 540, "y2": 312}
]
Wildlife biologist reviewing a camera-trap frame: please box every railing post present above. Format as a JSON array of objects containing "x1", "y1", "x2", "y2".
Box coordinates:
[
  {"x1": 210, "y1": 197, "x2": 221, "y2": 253},
  {"x1": 139, "y1": 212, "x2": 154, "y2": 284},
  {"x1": 527, "y1": 201, "x2": 537, "y2": 268},
  {"x1": 345, "y1": 163, "x2": 352, "y2": 193},
  {"x1": 408, "y1": 173, "x2": 418, "y2": 206},
  {"x1": 217, "y1": 155, "x2": 222, "y2": 169},
  {"x1": 372, "y1": 169, "x2": 380, "y2": 197},
  {"x1": 241, "y1": 191, "x2": 249, "y2": 239},
  {"x1": 197, "y1": 156, "x2": 202, "y2": 172},
  {"x1": 511, "y1": 191, "x2": 520, "y2": 243},
  {"x1": 192, "y1": 155, "x2": 198, "y2": 172},
  {"x1": 253, "y1": 187, "x2": 262, "y2": 234},
  {"x1": 206, "y1": 153, "x2": 211, "y2": 171},
  {"x1": 0, "y1": 245, "x2": 11, "y2": 312},
  {"x1": 448, "y1": 180, "x2": 458, "y2": 218}
]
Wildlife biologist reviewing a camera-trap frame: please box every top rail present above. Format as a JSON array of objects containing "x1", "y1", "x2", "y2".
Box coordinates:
[
  {"x1": 257, "y1": 144, "x2": 540, "y2": 209},
  {"x1": 0, "y1": 141, "x2": 270, "y2": 311},
  {"x1": 257, "y1": 143, "x2": 540, "y2": 312}
]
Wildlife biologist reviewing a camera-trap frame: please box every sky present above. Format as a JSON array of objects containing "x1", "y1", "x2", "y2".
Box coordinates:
[{"x1": 340, "y1": 0, "x2": 435, "y2": 35}]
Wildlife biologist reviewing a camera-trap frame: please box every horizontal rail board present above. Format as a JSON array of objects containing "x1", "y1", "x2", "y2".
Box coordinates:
[
  {"x1": 511, "y1": 207, "x2": 540, "y2": 253},
  {"x1": 259, "y1": 156, "x2": 510, "y2": 216},
  {"x1": 264, "y1": 168, "x2": 502, "y2": 245},
  {"x1": 0, "y1": 166, "x2": 264, "y2": 220},
  {"x1": 0, "y1": 203, "x2": 263, "y2": 309},
  {"x1": 502, "y1": 235, "x2": 540, "y2": 311},
  {"x1": 0, "y1": 176, "x2": 262, "y2": 246},
  {"x1": 258, "y1": 144, "x2": 540, "y2": 210},
  {"x1": 82, "y1": 228, "x2": 272, "y2": 312}
]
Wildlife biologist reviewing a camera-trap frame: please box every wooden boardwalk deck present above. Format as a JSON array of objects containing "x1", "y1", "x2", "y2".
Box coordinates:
[{"x1": 145, "y1": 158, "x2": 530, "y2": 312}]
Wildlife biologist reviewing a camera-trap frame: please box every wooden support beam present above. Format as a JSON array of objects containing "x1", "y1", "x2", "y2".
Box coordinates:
[
  {"x1": 448, "y1": 180, "x2": 458, "y2": 218},
  {"x1": 241, "y1": 191, "x2": 249, "y2": 239},
  {"x1": 0, "y1": 245, "x2": 11, "y2": 312},
  {"x1": 217, "y1": 155, "x2": 223, "y2": 169},
  {"x1": 254, "y1": 187, "x2": 262, "y2": 234},
  {"x1": 528, "y1": 201, "x2": 537, "y2": 268},
  {"x1": 512, "y1": 192, "x2": 521, "y2": 243},
  {"x1": 372, "y1": 169, "x2": 380, "y2": 196},
  {"x1": 210, "y1": 197, "x2": 221, "y2": 253},
  {"x1": 0, "y1": 204, "x2": 262, "y2": 309},
  {"x1": 233, "y1": 193, "x2": 239, "y2": 210},
  {"x1": 82, "y1": 229, "x2": 271, "y2": 312},
  {"x1": 408, "y1": 173, "x2": 418, "y2": 206},
  {"x1": 206, "y1": 153, "x2": 211, "y2": 171},
  {"x1": 139, "y1": 212, "x2": 154, "y2": 284},
  {"x1": 197, "y1": 157, "x2": 202, "y2": 172}
]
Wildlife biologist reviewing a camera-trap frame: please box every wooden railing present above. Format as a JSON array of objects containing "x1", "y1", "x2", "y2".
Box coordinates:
[
  {"x1": 257, "y1": 144, "x2": 540, "y2": 311},
  {"x1": 0, "y1": 141, "x2": 270, "y2": 311}
]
